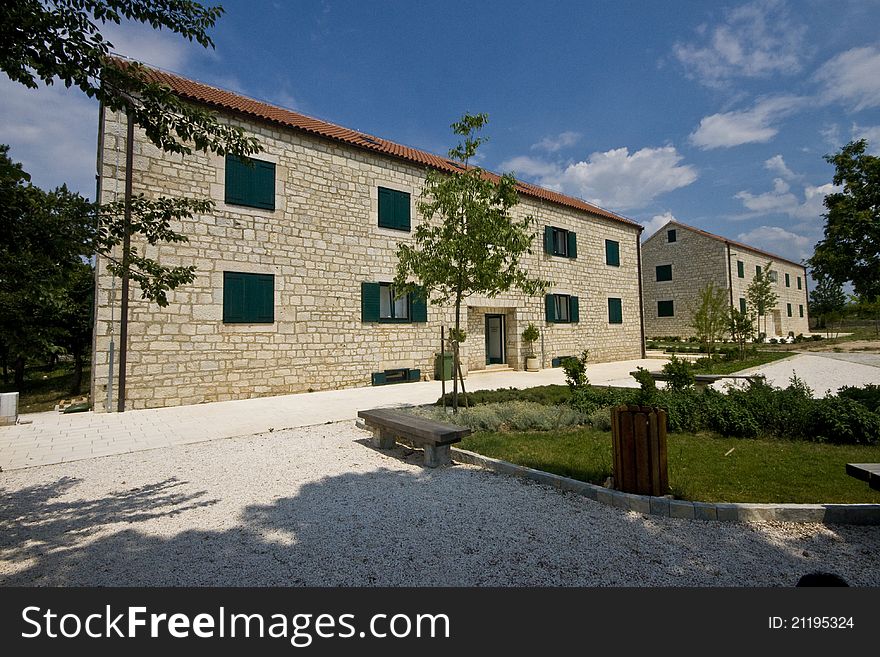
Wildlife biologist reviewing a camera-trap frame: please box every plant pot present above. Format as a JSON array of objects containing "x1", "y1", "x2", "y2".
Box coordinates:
[{"x1": 525, "y1": 356, "x2": 540, "y2": 372}]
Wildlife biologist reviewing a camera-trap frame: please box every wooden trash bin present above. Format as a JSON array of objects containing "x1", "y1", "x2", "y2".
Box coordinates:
[{"x1": 610, "y1": 405, "x2": 669, "y2": 496}]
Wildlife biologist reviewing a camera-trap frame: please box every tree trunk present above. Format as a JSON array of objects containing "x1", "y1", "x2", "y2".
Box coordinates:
[
  {"x1": 14, "y1": 356, "x2": 25, "y2": 388},
  {"x1": 70, "y1": 348, "x2": 83, "y2": 396},
  {"x1": 452, "y1": 294, "x2": 461, "y2": 413}
]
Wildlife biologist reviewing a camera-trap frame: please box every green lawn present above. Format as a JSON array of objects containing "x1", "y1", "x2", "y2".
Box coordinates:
[
  {"x1": 0, "y1": 364, "x2": 90, "y2": 413},
  {"x1": 691, "y1": 350, "x2": 795, "y2": 374},
  {"x1": 460, "y1": 428, "x2": 880, "y2": 504}
]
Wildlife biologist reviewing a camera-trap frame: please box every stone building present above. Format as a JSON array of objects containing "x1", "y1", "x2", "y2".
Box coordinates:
[
  {"x1": 641, "y1": 220, "x2": 810, "y2": 339},
  {"x1": 91, "y1": 67, "x2": 645, "y2": 411}
]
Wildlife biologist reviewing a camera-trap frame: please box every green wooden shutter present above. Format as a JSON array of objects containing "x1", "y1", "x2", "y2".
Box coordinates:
[
  {"x1": 407, "y1": 369, "x2": 421, "y2": 382},
  {"x1": 797, "y1": 276, "x2": 802, "y2": 290},
  {"x1": 371, "y1": 372, "x2": 387, "y2": 386},
  {"x1": 608, "y1": 298, "x2": 623, "y2": 324},
  {"x1": 241, "y1": 274, "x2": 274, "y2": 323},
  {"x1": 395, "y1": 190, "x2": 411, "y2": 231},
  {"x1": 254, "y1": 160, "x2": 275, "y2": 210},
  {"x1": 410, "y1": 288, "x2": 427, "y2": 323},
  {"x1": 567, "y1": 231, "x2": 578, "y2": 259},
  {"x1": 740, "y1": 298, "x2": 747, "y2": 314},
  {"x1": 658, "y1": 300, "x2": 674, "y2": 317},
  {"x1": 737, "y1": 260, "x2": 744, "y2": 278},
  {"x1": 656, "y1": 264, "x2": 672, "y2": 281},
  {"x1": 545, "y1": 294, "x2": 555, "y2": 322},
  {"x1": 785, "y1": 273, "x2": 790, "y2": 287},
  {"x1": 569, "y1": 296, "x2": 580, "y2": 323},
  {"x1": 223, "y1": 272, "x2": 246, "y2": 323},
  {"x1": 799, "y1": 305, "x2": 804, "y2": 317},
  {"x1": 361, "y1": 282, "x2": 380, "y2": 322},
  {"x1": 544, "y1": 226, "x2": 553, "y2": 255},
  {"x1": 225, "y1": 156, "x2": 247, "y2": 206},
  {"x1": 605, "y1": 240, "x2": 619, "y2": 266},
  {"x1": 378, "y1": 187, "x2": 394, "y2": 228},
  {"x1": 787, "y1": 303, "x2": 792, "y2": 317}
]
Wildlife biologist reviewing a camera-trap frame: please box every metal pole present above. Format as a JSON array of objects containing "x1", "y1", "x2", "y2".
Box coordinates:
[
  {"x1": 440, "y1": 325, "x2": 446, "y2": 410},
  {"x1": 116, "y1": 109, "x2": 134, "y2": 413}
]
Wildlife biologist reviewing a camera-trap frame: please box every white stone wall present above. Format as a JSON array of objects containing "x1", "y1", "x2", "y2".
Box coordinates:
[{"x1": 91, "y1": 110, "x2": 643, "y2": 410}]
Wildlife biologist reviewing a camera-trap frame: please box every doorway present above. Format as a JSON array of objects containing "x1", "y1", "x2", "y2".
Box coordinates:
[{"x1": 485, "y1": 314, "x2": 506, "y2": 365}]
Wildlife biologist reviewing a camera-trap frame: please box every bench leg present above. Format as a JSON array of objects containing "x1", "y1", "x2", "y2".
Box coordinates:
[
  {"x1": 423, "y1": 444, "x2": 451, "y2": 468},
  {"x1": 370, "y1": 427, "x2": 397, "y2": 449}
]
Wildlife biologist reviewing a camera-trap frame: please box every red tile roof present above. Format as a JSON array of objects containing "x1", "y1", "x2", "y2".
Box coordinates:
[
  {"x1": 136, "y1": 64, "x2": 638, "y2": 229},
  {"x1": 657, "y1": 220, "x2": 807, "y2": 269}
]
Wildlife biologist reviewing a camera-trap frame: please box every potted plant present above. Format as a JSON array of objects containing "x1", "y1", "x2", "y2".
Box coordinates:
[{"x1": 521, "y1": 323, "x2": 540, "y2": 371}]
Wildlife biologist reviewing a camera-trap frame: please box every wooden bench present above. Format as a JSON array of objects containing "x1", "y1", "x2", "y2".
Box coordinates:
[
  {"x1": 357, "y1": 408, "x2": 471, "y2": 467},
  {"x1": 631, "y1": 371, "x2": 763, "y2": 391},
  {"x1": 846, "y1": 463, "x2": 880, "y2": 491}
]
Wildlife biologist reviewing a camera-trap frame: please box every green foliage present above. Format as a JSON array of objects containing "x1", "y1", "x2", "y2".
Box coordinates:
[
  {"x1": 436, "y1": 385, "x2": 571, "y2": 407},
  {"x1": 393, "y1": 113, "x2": 547, "y2": 411},
  {"x1": 661, "y1": 355, "x2": 695, "y2": 391},
  {"x1": 810, "y1": 397, "x2": 880, "y2": 445},
  {"x1": 728, "y1": 306, "x2": 756, "y2": 359},
  {"x1": 561, "y1": 349, "x2": 590, "y2": 391},
  {"x1": 631, "y1": 366, "x2": 658, "y2": 405},
  {"x1": 837, "y1": 384, "x2": 880, "y2": 413},
  {"x1": 521, "y1": 322, "x2": 539, "y2": 356},
  {"x1": 688, "y1": 281, "x2": 730, "y2": 356},
  {"x1": 411, "y1": 401, "x2": 587, "y2": 432},
  {"x1": 568, "y1": 385, "x2": 635, "y2": 415},
  {"x1": 809, "y1": 139, "x2": 880, "y2": 300}
]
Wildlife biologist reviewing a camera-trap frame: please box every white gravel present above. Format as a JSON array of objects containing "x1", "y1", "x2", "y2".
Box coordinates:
[
  {"x1": 1, "y1": 421, "x2": 878, "y2": 587},
  {"x1": 718, "y1": 353, "x2": 880, "y2": 397}
]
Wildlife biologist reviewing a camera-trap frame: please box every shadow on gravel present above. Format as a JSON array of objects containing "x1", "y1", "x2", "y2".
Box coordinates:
[{"x1": 1, "y1": 469, "x2": 877, "y2": 586}]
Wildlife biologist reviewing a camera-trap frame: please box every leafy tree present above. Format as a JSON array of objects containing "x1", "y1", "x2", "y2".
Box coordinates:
[
  {"x1": 809, "y1": 274, "x2": 846, "y2": 335},
  {"x1": 0, "y1": 145, "x2": 93, "y2": 386},
  {"x1": 809, "y1": 140, "x2": 880, "y2": 301},
  {"x1": 394, "y1": 113, "x2": 547, "y2": 411},
  {"x1": 55, "y1": 261, "x2": 96, "y2": 395},
  {"x1": 0, "y1": 0, "x2": 260, "y2": 304},
  {"x1": 688, "y1": 281, "x2": 729, "y2": 357},
  {"x1": 728, "y1": 306, "x2": 756, "y2": 360},
  {"x1": 746, "y1": 260, "x2": 778, "y2": 338}
]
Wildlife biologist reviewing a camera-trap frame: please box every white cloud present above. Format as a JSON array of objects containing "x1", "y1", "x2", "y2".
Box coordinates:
[
  {"x1": 820, "y1": 123, "x2": 843, "y2": 150},
  {"x1": 735, "y1": 179, "x2": 838, "y2": 221},
  {"x1": 764, "y1": 154, "x2": 795, "y2": 179},
  {"x1": 851, "y1": 123, "x2": 880, "y2": 154},
  {"x1": 673, "y1": 0, "x2": 806, "y2": 87},
  {"x1": 689, "y1": 95, "x2": 805, "y2": 149},
  {"x1": 499, "y1": 155, "x2": 562, "y2": 179},
  {"x1": 735, "y1": 225, "x2": 813, "y2": 263},
  {"x1": 815, "y1": 46, "x2": 880, "y2": 111},
  {"x1": 531, "y1": 131, "x2": 581, "y2": 153},
  {"x1": 550, "y1": 146, "x2": 698, "y2": 211},
  {"x1": 640, "y1": 212, "x2": 678, "y2": 241},
  {"x1": 0, "y1": 78, "x2": 98, "y2": 196},
  {"x1": 104, "y1": 21, "x2": 210, "y2": 71}
]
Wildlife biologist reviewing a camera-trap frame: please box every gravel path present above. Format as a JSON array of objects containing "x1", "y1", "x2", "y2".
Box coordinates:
[
  {"x1": 1, "y1": 422, "x2": 878, "y2": 587},
  {"x1": 716, "y1": 353, "x2": 880, "y2": 396}
]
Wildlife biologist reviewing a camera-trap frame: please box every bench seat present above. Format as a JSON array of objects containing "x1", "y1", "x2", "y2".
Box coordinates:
[{"x1": 358, "y1": 408, "x2": 471, "y2": 467}]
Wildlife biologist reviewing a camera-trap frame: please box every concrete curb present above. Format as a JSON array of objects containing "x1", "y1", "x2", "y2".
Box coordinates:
[{"x1": 450, "y1": 447, "x2": 880, "y2": 525}]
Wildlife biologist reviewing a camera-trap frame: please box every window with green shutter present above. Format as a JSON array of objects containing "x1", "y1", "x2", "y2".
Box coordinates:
[
  {"x1": 785, "y1": 273, "x2": 790, "y2": 287},
  {"x1": 657, "y1": 300, "x2": 674, "y2": 317},
  {"x1": 787, "y1": 303, "x2": 792, "y2": 317},
  {"x1": 225, "y1": 155, "x2": 275, "y2": 210},
  {"x1": 799, "y1": 304, "x2": 804, "y2": 318},
  {"x1": 608, "y1": 298, "x2": 623, "y2": 324},
  {"x1": 737, "y1": 260, "x2": 744, "y2": 278},
  {"x1": 223, "y1": 272, "x2": 274, "y2": 323},
  {"x1": 545, "y1": 294, "x2": 578, "y2": 323},
  {"x1": 605, "y1": 239, "x2": 620, "y2": 267},
  {"x1": 656, "y1": 264, "x2": 672, "y2": 282},
  {"x1": 361, "y1": 282, "x2": 425, "y2": 323},
  {"x1": 739, "y1": 297, "x2": 747, "y2": 314},
  {"x1": 667, "y1": 229, "x2": 676, "y2": 243},
  {"x1": 756, "y1": 264, "x2": 761, "y2": 275},
  {"x1": 377, "y1": 187, "x2": 411, "y2": 231},
  {"x1": 544, "y1": 226, "x2": 576, "y2": 258},
  {"x1": 797, "y1": 276, "x2": 802, "y2": 290}
]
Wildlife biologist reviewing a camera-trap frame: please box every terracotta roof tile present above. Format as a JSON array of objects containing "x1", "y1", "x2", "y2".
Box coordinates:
[
  {"x1": 659, "y1": 220, "x2": 807, "y2": 269},
  {"x1": 136, "y1": 64, "x2": 638, "y2": 228}
]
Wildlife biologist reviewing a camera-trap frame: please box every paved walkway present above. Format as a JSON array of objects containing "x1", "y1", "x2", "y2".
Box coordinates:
[{"x1": 0, "y1": 358, "x2": 663, "y2": 471}]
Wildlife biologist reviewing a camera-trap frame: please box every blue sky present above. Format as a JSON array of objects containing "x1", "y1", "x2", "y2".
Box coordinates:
[{"x1": 2, "y1": 0, "x2": 879, "y2": 265}]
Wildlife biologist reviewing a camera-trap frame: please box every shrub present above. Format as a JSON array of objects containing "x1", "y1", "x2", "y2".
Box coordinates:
[
  {"x1": 811, "y1": 334, "x2": 823, "y2": 341},
  {"x1": 809, "y1": 397, "x2": 880, "y2": 445},
  {"x1": 569, "y1": 385, "x2": 636, "y2": 415},
  {"x1": 769, "y1": 337, "x2": 778, "y2": 344},
  {"x1": 661, "y1": 355, "x2": 695, "y2": 392},
  {"x1": 587, "y1": 406, "x2": 614, "y2": 431},
  {"x1": 411, "y1": 401, "x2": 588, "y2": 432},
  {"x1": 837, "y1": 384, "x2": 880, "y2": 413},
  {"x1": 562, "y1": 349, "x2": 590, "y2": 391},
  {"x1": 436, "y1": 385, "x2": 572, "y2": 407}
]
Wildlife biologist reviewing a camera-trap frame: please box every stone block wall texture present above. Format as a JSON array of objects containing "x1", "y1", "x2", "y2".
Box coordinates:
[
  {"x1": 641, "y1": 222, "x2": 810, "y2": 339},
  {"x1": 91, "y1": 108, "x2": 643, "y2": 410}
]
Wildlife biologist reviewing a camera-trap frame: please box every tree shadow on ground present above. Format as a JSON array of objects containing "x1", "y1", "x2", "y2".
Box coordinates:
[{"x1": 1, "y1": 465, "x2": 878, "y2": 586}]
